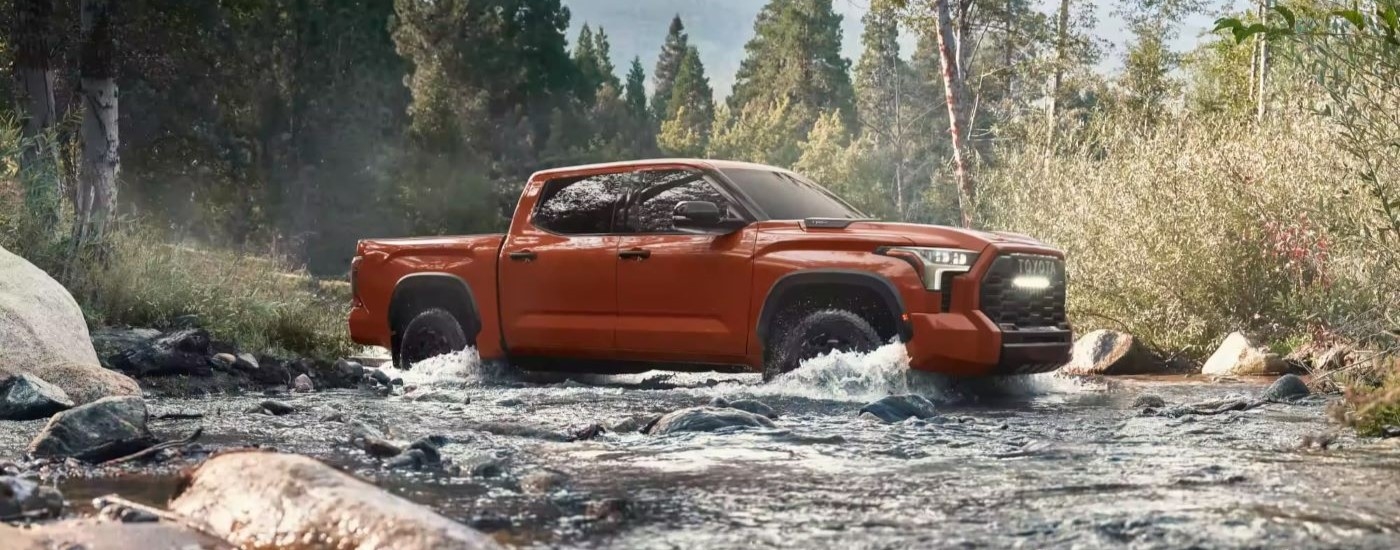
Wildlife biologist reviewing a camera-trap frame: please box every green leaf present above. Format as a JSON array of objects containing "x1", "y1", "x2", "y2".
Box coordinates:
[
  {"x1": 1213, "y1": 17, "x2": 1245, "y2": 37},
  {"x1": 1379, "y1": 6, "x2": 1400, "y2": 33},
  {"x1": 1273, "y1": 5, "x2": 1296, "y2": 28},
  {"x1": 1233, "y1": 23, "x2": 1272, "y2": 43},
  {"x1": 1333, "y1": 8, "x2": 1366, "y2": 30}
]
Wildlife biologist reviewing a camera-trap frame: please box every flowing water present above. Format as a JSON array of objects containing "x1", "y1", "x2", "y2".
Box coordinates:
[{"x1": 6, "y1": 345, "x2": 1400, "y2": 549}]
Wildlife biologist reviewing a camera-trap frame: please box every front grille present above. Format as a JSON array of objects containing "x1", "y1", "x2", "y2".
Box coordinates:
[{"x1": 978, "y1": 254, "x2": 1068, "y2": 329}]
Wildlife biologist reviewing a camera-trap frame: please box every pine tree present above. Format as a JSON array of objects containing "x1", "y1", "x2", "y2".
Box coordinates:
[
  {"x1": 657, "y1": 46, "x2": 714, "y2": 156},
  {"x1": 728, "y1": 0, "x2": 855, "y2": 131},
  {"x1": 592, "y1": 27, "x2": 620, "y2": 90},
  {"x1": 574, "y1": 24, "x2": 602, "y2": 103},
  {"x1": 853, "y1": 5, "x2": 905, "y2": 143},
  {"x1": 652, "y1": 15, "x2": 689, "y2": 122},
  {"x1": 625, "y1": 57, "x2": 648, "y2": 118}
]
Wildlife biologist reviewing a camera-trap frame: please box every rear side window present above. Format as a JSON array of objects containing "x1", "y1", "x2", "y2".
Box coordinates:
[
  {"x1": 625, "y1": 171, "x2": 731, "y2": 233},
  {"x1": 533, "y1": 173, "x2": 629, "y2": 234}
]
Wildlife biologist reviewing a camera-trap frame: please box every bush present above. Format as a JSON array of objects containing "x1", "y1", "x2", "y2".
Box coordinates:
[{"x1": 979, "y1": 114, "x2": 1387, "y2": 361}]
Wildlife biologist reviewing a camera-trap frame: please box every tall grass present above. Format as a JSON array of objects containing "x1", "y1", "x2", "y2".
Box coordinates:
[{"x1": 981, "y1": 114, "x2": 1394, "y2": 362}]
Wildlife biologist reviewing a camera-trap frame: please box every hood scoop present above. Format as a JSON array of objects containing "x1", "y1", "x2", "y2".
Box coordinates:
[{"x1": 803, "y1": 217, "x2": 878, "y2": 230}]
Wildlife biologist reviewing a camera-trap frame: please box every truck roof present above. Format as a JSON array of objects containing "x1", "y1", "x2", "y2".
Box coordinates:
[{"x1": 530, "y1": 158, "x2": 790, "y2": 181}]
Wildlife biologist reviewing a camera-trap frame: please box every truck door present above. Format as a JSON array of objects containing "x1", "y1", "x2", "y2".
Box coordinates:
[
  {"x1": 614, "y1": 169, "x2": 756, "y2": 361},
  {"x1": 498, "y1": 172, "x2": 627, "y2": 356}
]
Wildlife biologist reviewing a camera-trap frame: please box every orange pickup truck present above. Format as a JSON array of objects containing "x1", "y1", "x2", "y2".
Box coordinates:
[{"x1": 349, "y1": 159, "x2": 1070, "y2": 380}]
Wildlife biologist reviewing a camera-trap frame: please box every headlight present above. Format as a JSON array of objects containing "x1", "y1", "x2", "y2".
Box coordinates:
[{"x1": 877, "y1": 246, "x2": 980, "y2": 291}]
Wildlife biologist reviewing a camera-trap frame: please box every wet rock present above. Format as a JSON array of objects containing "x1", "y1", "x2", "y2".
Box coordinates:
[
  {"x1": 108, "y1": 328, "x2": 214, "y2": 377},
  {"x1": 1059, "y1": 330, "x2": 1158, "y2": 375},
  {"x1": 391, "y1": 377, "x2": 404, "y2": 386},
  {"x1": 1, "y1": 246, "x2": 139, "y2": 406},
  {"x1": 461, "y1": 453, "x2": 506, "y2": 477},
  {"x1": 386, "y1": 449, "x2": 429, "y2": 470},
  {"x1": 356, "y1": 436, "x2": 403, "y2": 458},
  {"x1": 519, "y1": 470, "x2": 569, "y2": 494},
  {"x1": 209, "y1": 353, "x2": 237, "y2": 371},
  {"x1": 1132, "y1": 394, "x2": 1167, "y2": 409},
  {"x1": 320, "y1": 411, "x2": 346, "y2": 423},
  {"x1": 293, "y1": 374, "x2": 315, "y2": 393},
  {"x1": 496, "y1": 397, "x2": 524, "y2": 407},
  {"x1": 27, "y1": 396, "x2": 156, "y2": 462},
  {"x1": 608, "y1": 414, "x2": 662, "y2": 434},
  {"x1": 245, "y1": 400, "x2": 295, "y2": 416},
  {"x1": 90, "y1": 327, "x2": 162, "y2": 358},
  {"x1": 585, "y1": 497, "x2": 630, "y2": 522},
  {"x1": 1263, "y1": 374, "x2": 1311, "y2": 402},
  {"x1": 2, "y1": 519, "x2": 236, "y2": 550},
  {"x1": 0, "y1": 373, "x2": 74, "y2": 420},
  {"x1": 168, "y1": 452, "x2": 500, "y2": 548},
  {"x1": 571, "y1": 423, "x2": 606, "y2": 441},
  {"x1": 709, "y1": 396, "x2": 779, "y2": 419},
  {"x1": 248, "y1": 356, "x2": 290, "y2": 386},
  {"x1": 1155, "y1": 395, "x2": 1262, "y2": 418},
  {"x1": 367, "y1": 368, "x2": 392, "y2": 388},
  {"x1": 1201, "y1": 332, "x2": 1289, "y2": 376},
  {"x1": 0, "y1": 475, "x2": 64, "y2": 520},
  {"x1": 647, "y1": 406, "x2": 776, "y2": 435},
  {"x1": 335, "y1": 359, "x2": 364, "y2": 381},
  {"x1": 409, "y1": 436, "x2": 447, "y2": 464},
  {"x1": 407, "y1": 389, "x2": 463, "y2": 403},
  {"x1": 859, "y1": 394, "x2": 939, "y2": 423}
]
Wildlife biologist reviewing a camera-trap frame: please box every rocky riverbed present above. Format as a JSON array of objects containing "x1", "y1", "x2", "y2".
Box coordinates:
[{"x1": 5, "y1": 344, "x2": 1400, "y2": 549}]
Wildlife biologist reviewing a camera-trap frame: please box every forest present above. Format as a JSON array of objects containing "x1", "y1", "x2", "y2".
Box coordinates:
[{"x1": 1, "y1": 0, "x2": 1399, "y2": 427}]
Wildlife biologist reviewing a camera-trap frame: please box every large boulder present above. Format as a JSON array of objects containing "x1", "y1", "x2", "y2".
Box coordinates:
[
  {"x1": 646, "y1": 407, "x2": 775, "y2": 435},
  {"x1": 1059, "y1": 330, "x2": 1157, "y2": 375},
  {"x1": 0, "y1": 245, "x2": 139, "y2": 404},
  {"x1": 1, "y1": 520, "x2": 234, "y2": 550},
  {"x1": 1201, "y1": 332, "x2": 1289, "y2": 376},
  {"x1": 108, "y1": 328, "x2": 213, "y2": 377},
  {"x1": 0, "y1": 373, "x2": 73, "y2": 420},
  {"x1": 859, "y1": 394, "x2": 940, "y2": 423},
  {"x1": 27, "y1": 396, "x2": 155, "y2": 462},
  {"x1": 167, "y1": 452, "x2": 500, "y2": 549}
]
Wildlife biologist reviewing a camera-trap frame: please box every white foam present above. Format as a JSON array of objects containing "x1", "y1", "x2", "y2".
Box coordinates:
[
  {"x1": 377, "y1": 347, "x2": 515, "y2": 388},
  {"x1": 740, "y1": 343, "x2": 940, "y2": 402}
]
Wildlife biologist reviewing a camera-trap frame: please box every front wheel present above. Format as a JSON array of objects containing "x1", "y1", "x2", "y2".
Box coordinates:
[
  {"x1": 397, "y1": 308, "x2": 469, "y2": 369},
  {"x1": 763, "y1": 309, "x2": 882, "y2": 382}
]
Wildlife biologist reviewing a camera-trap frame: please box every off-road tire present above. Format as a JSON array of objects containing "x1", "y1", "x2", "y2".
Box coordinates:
[
  {"x1": 763, "y1": 309, "x2": 882, "y2": 382},
  {"x1": 396, "y1": 308, "x2": 468, "y2": 369}
]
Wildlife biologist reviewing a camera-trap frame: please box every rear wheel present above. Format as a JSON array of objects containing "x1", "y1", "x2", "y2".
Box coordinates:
[
  {"x1": 763, "y1": 309, "x2": 882, "y2": 382},
  {"x1": 396, "y1": 308, "x2": 468, "y2": 369}
]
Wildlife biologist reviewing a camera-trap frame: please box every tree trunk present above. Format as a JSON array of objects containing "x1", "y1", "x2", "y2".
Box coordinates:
[
  {"x1": 75, "y1": 0, "x2": 119, "y2": 246},
  {"x1": 934, "y1": 0, "x2": 975, "y2": 228},
  {"x1": 14, "y1": 0, "x2": 61, "y2": 232},
  {"x1": 1047, "y1": 0, "x2": 1071, "y2": 146}
]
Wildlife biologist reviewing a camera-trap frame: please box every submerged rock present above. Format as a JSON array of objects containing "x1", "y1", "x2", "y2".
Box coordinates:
[
  {"x1": 608, "y1": 414, "x2": 663, "y2": 434},
  {"x1": 1, "y1": 519, "x2": 235, "y2": 550},
  {"x1": 1132, "y1": 394, "x2": 1167, "y2": 409},
  {"x1": 1201, "y1": 332, "x2": 1289, "y2": 376},
  {"x1": 0, "y1": 246, "x2": 140, "y2": 405},
  {"x1": 108, "y1": 328, "x2": 214, "y2": 377},
  {"x1": 519, "y1": 470, "x2": 569, "y2": 494},
  {"x1": 0, "y1": 373, "x2": 74, "y2": 420},
  {"x1": 27, "y1": 396, "x2": 155, "y2": 462},
  {"x1": 245, "y1": 399, "x2": 295, "y2": 416},
  {"x1": 0, "y1": 475, "x2": 65, "y2": 520},
  {"x1": 168, "y1": 452, "x2": 500, "y2": 548},
  {"x1": 1059, "y1": 330, "x2": 1158, "y2": 375},
  {"x1": 367, "y1": 368, "x2": 392, "y2": 388},
  {"x1": 647, "y1": 407, "x2": 775, "y2": 435},
  {"x1": 859, "y1": 394, "x2": 939, "y2": 423},
  {"x1": 709, "y1": 397, "x2": 779, "y2": 419},
  {"x1": 335, "y1": 359, "x2": 365, "y2": 381},
  {"x1": 356, "y1": 436, "x2": 403, "y2": 458},
  {"x1": 1263, "y1": 374, "x2": 1311, "y2": 402}
]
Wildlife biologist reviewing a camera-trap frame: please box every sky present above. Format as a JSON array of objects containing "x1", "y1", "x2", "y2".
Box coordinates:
[{"x1": 561, "y1": 0, "x2": 1248, "y2": 98}]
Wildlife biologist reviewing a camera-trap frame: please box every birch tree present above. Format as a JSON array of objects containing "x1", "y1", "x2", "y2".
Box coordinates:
[
  {"x1": 932, "y1": 0, "x2": 976, "y2": 227},
  {"x1": 75, "y1": 0, "x2": 119, "y2": 246}
]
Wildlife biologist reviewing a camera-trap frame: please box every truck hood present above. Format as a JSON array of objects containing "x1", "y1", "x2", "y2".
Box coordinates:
[{"x1": 794, "y1": 220, "x2": 1055, "y2": 254}]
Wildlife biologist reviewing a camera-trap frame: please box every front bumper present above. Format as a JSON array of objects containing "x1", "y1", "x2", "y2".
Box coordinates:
[{"x1": 903, "y1": 312, "x2": 1071, "y2": 376}]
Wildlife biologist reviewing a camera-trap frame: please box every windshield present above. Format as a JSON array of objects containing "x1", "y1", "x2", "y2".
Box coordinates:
[{"x1": 719, "y1": 168, "x2": 868, "y2": 220}]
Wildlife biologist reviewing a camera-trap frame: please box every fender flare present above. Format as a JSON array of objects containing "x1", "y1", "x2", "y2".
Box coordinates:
[
  {"x1": 388, "y1": 273, "x2": 483, "y2": 344},
  {"x1": 754, "y1": 269, "x2": 911, "y2": 345}
]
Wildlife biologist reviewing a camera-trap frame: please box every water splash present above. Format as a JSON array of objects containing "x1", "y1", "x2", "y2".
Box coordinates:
[
  {"x1": 743, "y1": 343, "x2": 940, "y2": 403},
  {"x1": 377, "y1": 348, "x2": 518, "y2": 388}
]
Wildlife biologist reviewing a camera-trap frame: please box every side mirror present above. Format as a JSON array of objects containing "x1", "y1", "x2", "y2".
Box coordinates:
[{"x1": 673, "y1": 201, "x2": 746, "y2": 234}]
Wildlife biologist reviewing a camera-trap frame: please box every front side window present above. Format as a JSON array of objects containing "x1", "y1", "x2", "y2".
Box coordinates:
[
  {"x1": 719, "y1": 167, "x2": 866, "y2": 220},
  {"x1": 532, "y1": 173, "x2": 630, "y2": 234},
  {"x1": 623, "y1": 170, "x2": 733, "y2": 233}
]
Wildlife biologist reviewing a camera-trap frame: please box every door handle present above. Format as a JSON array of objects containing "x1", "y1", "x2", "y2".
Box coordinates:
[
  {"x1": 508, "y1": 250, "x2": 537, "y2": 261},
  {"x1": 618, "y1": 248, "x2": 651, "y2": 260}
]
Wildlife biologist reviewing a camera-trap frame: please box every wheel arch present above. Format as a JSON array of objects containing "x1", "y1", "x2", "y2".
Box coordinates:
[
  {"x1": 755, "y1": 269, "x2": 911, "y2": 348},
  {"x1": 388, "y1": 273, "x2": 483, "y2": 349}
]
